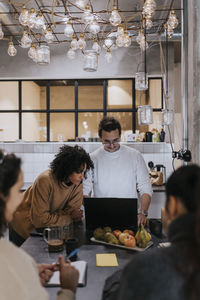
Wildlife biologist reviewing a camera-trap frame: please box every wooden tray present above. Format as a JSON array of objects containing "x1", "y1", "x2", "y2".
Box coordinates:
[{"x1": 90, "y1": 237, "x2": 153, "y2": 252}]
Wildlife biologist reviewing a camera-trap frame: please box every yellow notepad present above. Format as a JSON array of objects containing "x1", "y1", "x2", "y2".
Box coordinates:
[{"x1": 96, "y1": 253, "x2": 118, "y2": 267}]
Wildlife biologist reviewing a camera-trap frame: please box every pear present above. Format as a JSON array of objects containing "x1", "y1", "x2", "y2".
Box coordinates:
[{"x1": 93, "y1": 227, "x2": 105, "y2": 240}]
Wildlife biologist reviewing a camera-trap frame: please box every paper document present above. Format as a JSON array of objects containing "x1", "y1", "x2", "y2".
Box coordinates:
[
  {"x1": 96, "y1": 253, "x2": 118, "y2": 267},
  {"x1": 47, "y1": 260, "x2": 87, "y2": 287}
]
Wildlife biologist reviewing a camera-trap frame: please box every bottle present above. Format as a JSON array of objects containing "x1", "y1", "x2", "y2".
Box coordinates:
[{"x1": 160, "y1": 128, "x2": 165, "y2": 142}]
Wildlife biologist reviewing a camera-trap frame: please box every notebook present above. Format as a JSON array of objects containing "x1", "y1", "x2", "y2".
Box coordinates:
[
  {"x1": 47, "y1": 260, "x2": 87, "y2": 287},
  {"x1": 84, "y1": 197, "x2": 138, "y2": 231}
]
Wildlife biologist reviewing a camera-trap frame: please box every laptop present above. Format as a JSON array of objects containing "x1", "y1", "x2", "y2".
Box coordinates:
[{"x1": 83, "y1": 197, "x2": 138, "y2": 233}]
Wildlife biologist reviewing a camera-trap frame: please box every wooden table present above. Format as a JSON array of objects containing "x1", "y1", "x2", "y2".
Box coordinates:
[{"x1": 22, "y1": 221, "x2": 161, "y2": 300}]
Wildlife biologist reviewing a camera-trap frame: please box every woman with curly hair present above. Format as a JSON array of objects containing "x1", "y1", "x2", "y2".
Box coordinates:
[
  {"x1": 0, "y1": 149, "x2": 79, "y2": 300},
  {"x1": 10, "y1": 145, "x2": 94, "y2": 246}
]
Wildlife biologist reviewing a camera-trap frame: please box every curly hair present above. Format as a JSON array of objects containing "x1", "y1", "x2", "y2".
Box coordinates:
[
  {"x1": 0, "y1": 150, "x2": 21, "y2": 237},
  {"x1": 50, "y1": 145, "x2": 94, "y2": 185},
  {"x1": 98, "y1": 116, "x2": 121, "y2": 138}
]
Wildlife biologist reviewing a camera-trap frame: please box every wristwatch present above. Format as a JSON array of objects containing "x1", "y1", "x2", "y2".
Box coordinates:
[{"x1": 138, "y1": 210, "x2": 148, "y2": 217}]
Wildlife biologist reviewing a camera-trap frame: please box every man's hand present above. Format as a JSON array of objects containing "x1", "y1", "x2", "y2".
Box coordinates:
[
  {"x1": 59, "y1": 256, "x2": 79, "y2": 293},
  {"x1": 71, "y1": 208, "x2": 83, "y2": 221},
  {"x1": 37, "y1": 264, "x2": 54, "y2": 286},
  {"x1": 138, "y1": 213, "x2": 148, "y2": 227}
]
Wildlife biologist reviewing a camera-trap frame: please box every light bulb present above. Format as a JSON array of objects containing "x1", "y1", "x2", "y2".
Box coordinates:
[
  {"x1": 19, "y1": 7, "x2": 29, "y2": 26},
  {"x1": 44, "y1": 28, "x2": 54, "y2": 43},
  {"x1": 92, "y1": 39, "x2": 101, "y2": 54},
  {"x1": 82, "y1": 5, "x2": 94, "y2": 24},
  {"x1": 35, "y1": 12, "x2": 45, "y2": 30},
  {"x1": 64, "y1": 22, "x2": 74, "y2": 38},
  {"x1": 21, "y1": 30, "x2": 32, "y2": 48},
  {"x1": 117, "y1": 24, "x2": 124, "y2": 36},
  {"x1": 103, "y1": 38, "x2": 113, "y2": 48},
  {"x1": 75, "y1": 0, "x2": 87, "y2": 8},
  {"x1": 109, "y1": 6, "x2": 121, "y2": 26},
  {"x1": 0, "y1": 23, "x2": 4, "y2": 40},
  {"x1": 78, "y1": 33, "x2": 86, "y2": 50},
  {"x1": 145, "y1": 17, "x2": 153, "y2": 29},
  {"x1": 70, "y1": 35, "x2": 79, "y2": 50},
  {"x1": 8, "y1": 41, "x2": 17, "y2": 56},
  {"x1": 105, "y1": 49, "x2": 112, "y2": 63},
  {"x1": 28, "y1": 44, "x2": 36, "y2": 60},
  {"x1": 116, "y1": 35, "x2": 124, "y2": 47},
  {"x1": 67, "y1": 48, "x2": 76, "y2": 59},
  {"x1": 28, "y1": 8, "x2": 37, "y2": 29},
  {"x1": 123, "y1": 31, "x2": 131, "y2": 47},
  {"x1": 89, "y1": 19, "x2": 100, "y2": 34}
]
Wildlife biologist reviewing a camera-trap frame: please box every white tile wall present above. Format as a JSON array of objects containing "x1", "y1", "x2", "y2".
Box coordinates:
[{"x1": 0, "y1": 142, "x2": 174, "y2": 218}]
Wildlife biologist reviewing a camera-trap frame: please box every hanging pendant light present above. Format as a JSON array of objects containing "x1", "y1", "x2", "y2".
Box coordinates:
[
  {"x1": 109, "y1": 6, "x2": 121, "y2": 26},
  {"x1": 92, "y1": 38, "x2": 101, "y2": 54},
  {"x1": 138, "y1": 105, "x2": 153, "y2": 125},
  {"x1": 105, "y1": 49, "x2": 112, "y2": 63},
  {"x1": 78, "y1": 33, "x2": 86, "y2": 50},
  {"x1": 19, "y1": 7, "x2": 29, "y2": 26},
  {"x1": 64, "y1": 21, "x2": 74, "y2": 38},
  {"x1": 8, "y1": 41, "x2": 17, "y2": 56},
  {"x1": 37, "y1": 45, "x2": 50, "y2": 65},
  {"x1": 67, "y1": 47, "x2": 76, "y2": 59},
  {"x1": 83, "y1": 50, "x2": 98, "y2": 72},
  {"x1": 161, "y1": 109, "x2": 173, "y2": 125}
]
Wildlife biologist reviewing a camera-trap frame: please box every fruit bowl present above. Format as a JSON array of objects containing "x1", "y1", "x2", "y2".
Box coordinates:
[{"x1": 90, "y1": 237, "x2": 153, "y2": 252}]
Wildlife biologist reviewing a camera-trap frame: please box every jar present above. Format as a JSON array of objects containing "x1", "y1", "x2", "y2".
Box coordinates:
[
  {"x1": 37, "y1": 45, "x2": 50, "y2": 65},
  {"x1": 83, "y1": 50, "x2": 98, "y2": 72},
  {"x1": 161, "y1": 109, "x2": 173, "y2": 125},
  {"x1": 138, "y1": 105, "x2": 153, "y2": 125},
  {"x1": 135, "y1": 72, "x2": 148, "y2": 90}
]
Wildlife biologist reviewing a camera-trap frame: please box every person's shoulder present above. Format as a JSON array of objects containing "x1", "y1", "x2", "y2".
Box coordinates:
[
  {"x1": 125, "y1": 247, "x2": 165, "y2": 275},
  {"x1": 0, "y1": 239, "x2": 34, "y2": 265},
  {"x1": 33, "y1": 170, "x2": 53, "y2": 189},
  {"x1": 90, "y1": 146, "x2": 104, "y2": 158},
  {"x1": 121, "y1": 144, "x2": 140, "y2": 156}
]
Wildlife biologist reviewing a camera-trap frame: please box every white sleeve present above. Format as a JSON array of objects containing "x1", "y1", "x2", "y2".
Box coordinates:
[
  {"x1": 135, "y1": 152, "x2": 152, "y2": 197},
  {"x1": 83, "y1": 168, "x2": 93, "y2": 196}
]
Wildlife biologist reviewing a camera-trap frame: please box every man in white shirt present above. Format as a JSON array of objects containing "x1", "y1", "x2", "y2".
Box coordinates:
[{"x1": 83, "y1": 116, "x2": 152, "y2": 226}]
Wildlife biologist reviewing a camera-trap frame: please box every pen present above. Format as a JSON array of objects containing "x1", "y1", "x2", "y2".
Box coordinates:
[
  {"x1": 66, "y1": 248, "x2": 79, "y2": 260},
  {"x1": 54, "y1": 248, "x2": 79, "y2": 268}
]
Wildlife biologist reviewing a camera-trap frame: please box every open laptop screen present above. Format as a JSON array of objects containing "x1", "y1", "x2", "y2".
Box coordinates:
[{"x1": 84, "y1": 197, "x2": 138, "y2": 231}]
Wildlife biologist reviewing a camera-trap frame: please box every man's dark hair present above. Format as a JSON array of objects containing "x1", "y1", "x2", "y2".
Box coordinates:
[
  {"x1": 0, "y1": 150, "x2": 21, "y2": 237},
  {"x1": 98, "y1": 116, "x2": 121, "y2": 138},
  {"x1": 50, "y1": 145, "x2": 94, "y2": 185}
]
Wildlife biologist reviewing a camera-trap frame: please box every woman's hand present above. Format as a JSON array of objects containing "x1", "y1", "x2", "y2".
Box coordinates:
[
  {"x1": 59, "y1": 256, "x2": 79, "y2": 293},
  {"x1": 37, "y1": 263, "x2": 54, "y2": 286}
]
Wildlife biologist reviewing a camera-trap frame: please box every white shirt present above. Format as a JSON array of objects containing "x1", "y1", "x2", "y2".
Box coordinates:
[{"x1": 83, "y1": 144, "x2": 152, "y2": 199}]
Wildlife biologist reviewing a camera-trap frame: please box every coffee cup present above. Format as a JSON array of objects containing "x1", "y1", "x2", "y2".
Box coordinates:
[
  {"x1": 65, "y1": 238, "x2": 79, "y2": 261},
  {"x1": 43, "y1": 226, "x2": 64, "y2": 252}
]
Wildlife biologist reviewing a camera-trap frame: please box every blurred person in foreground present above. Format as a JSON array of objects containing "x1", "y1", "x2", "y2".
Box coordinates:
[
  {"x1": 0, "y1": 149, "x2": 79, "y2": 300},
  {"x1": 10, "y1": 145, "x2": 93, "y2": 246},
  {"x1": 103, "y1": 164, "x2": 200, "y2": 300},
  {"x1": 83, "y1": 116, "x2": 152, "y2": 226}
]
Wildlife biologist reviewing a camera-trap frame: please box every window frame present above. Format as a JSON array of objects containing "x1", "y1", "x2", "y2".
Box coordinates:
[{"x1": 0, "y1": 78, "x2": 163, "y2": 141}]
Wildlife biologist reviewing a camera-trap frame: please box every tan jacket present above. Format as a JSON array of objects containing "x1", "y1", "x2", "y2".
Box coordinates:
[
  {"x1": 0, "y1": 239, "x2": 75, "y2": 300},
  {"x1": 11, "y1": 170, "x2": 83, "y2": 239}
]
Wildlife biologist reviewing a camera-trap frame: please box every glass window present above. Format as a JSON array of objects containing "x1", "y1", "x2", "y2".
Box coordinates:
[
  {"x1": 107, "y1": 80, "x2": 132, "y2": 109},
  {"x1": 78, "y1": 112, "x2": 103, "y2": 139},
  {"x1": 78, "y1": 84, "x2": 103, "y2": 109},
  {"x1": 0, "y1": 113, "x2": 18, "y2": 141},
  {"x1": 22, "y1": 113, "x2": 46, "y2": 141},
  {"x1": 50, "y1": 81, "x2": 75, "y2": 109},
  {"x1": 107, "y1": 112, "x2": 132, "y2": 141},
  {"x1": 50, "y1": 113, "x2": 75, "y2": 141},
  {"x1": 136, "y1": 79, "x2": 162, "y2": 108},
  {"x1": 22, "y1": 81, "x2": 46, "y2": 110},
  {"x1": 0, "y1": 81, "x2": 18, "y2": 109}
]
